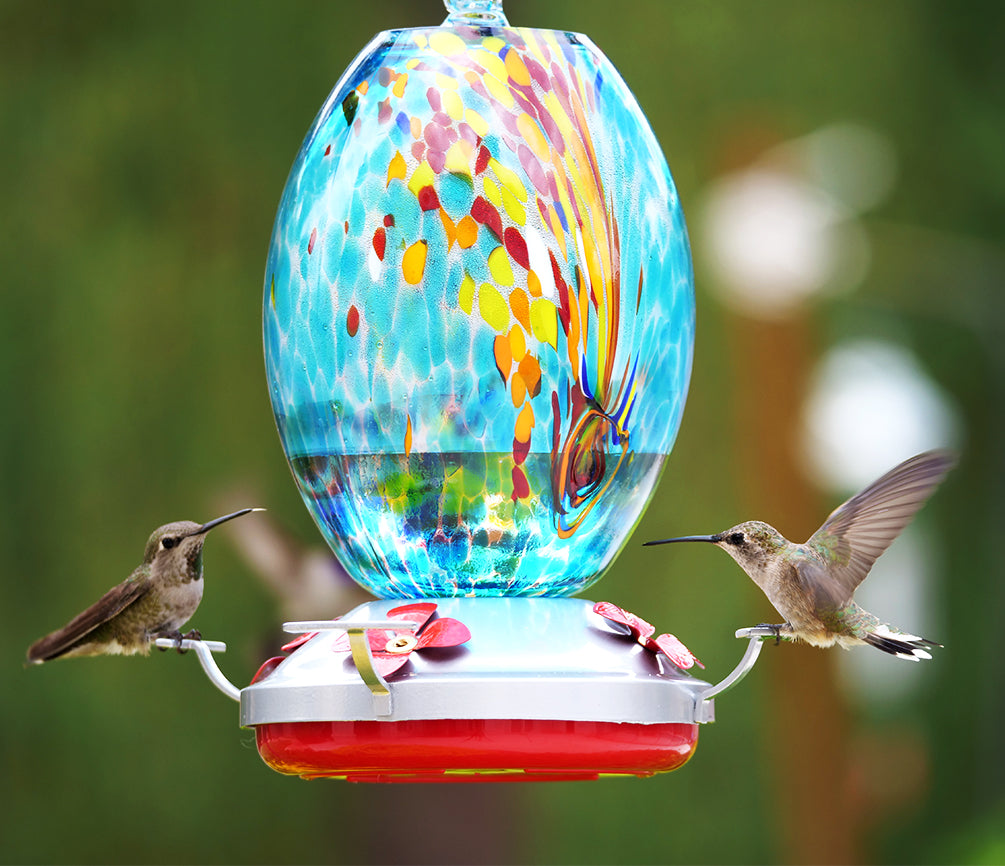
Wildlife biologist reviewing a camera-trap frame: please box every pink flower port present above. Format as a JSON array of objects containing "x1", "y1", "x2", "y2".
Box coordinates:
[
  {"x1": 593, "y1": 601, "x2": 703, "y2": 670},
  {"x1": 281, "y1": 602, "x2": 471, "y2": 678}
]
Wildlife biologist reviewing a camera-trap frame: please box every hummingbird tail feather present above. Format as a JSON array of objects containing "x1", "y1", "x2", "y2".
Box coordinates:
[
  {"x1": 26, "y1": 631, "x2": 93, "y2": 664},
  {"x1": 25, "y1": 633, "x2": 74, "y2": 664},
  {"x1": 864, "y1": 627, "x2": 941, "y2": 661}
]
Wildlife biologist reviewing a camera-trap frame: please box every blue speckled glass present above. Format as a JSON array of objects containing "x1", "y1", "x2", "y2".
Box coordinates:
[{"x1": 263, "y1": 16, "x2": 694, "y2": 599}]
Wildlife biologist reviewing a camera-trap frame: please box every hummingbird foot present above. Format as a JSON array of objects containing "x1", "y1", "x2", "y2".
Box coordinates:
[
  {"x1": 156, "y1": 629, "x2": 202, "y2": 654},
  {"x1": 755, "y1": 623, "x2": 791, "y2": 646},
  {"x1": 175, "y1": 629, "x2": 202, "y2": 653}
]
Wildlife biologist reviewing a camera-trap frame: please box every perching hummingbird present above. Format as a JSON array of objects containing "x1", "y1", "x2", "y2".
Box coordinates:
[
  {"x1": 26, "y1": 508, "x2": 262, "y2": 664},
  {"x1": 645, "y1": 451, "x2": 956, "y2": 660}
]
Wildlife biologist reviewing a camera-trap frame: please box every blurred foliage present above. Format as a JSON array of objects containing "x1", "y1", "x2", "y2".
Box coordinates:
[{"x1": 2, "y1": 0, "x2": 1002, "y2": 864}]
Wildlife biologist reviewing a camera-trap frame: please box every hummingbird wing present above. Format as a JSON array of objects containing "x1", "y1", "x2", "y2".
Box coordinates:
[
  {"x1": 789, "y1": 557, "x2": 850, "y2": 613},
  {"x1": 804, "y1": 450, "x2": 956, "y2": 601},
  {"x1": 26, "y1": 576, "x2": 151, "y2": 663}
]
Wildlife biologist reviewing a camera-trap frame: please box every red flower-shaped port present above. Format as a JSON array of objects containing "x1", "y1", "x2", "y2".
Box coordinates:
[
  {"x1": 281, "y1": 605, "x2": 470, "y2": 677},
  {"x1": 594, "y1": 601, "x2": 703, "y2": 670},
  {"x1": 279, "y1": 603, "x2": 468, "y2": 672},
  {"x1": 328, "y1": 602, "x2": 470, "y2": 677}
]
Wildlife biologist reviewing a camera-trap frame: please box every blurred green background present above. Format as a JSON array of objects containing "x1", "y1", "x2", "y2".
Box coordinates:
[{"x1": 3, "y1": 1, "x2": 1003, "y2": 863}]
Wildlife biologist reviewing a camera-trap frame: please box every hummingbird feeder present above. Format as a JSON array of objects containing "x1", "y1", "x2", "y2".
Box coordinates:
[{"x1": 168, "y1": 0, "x2": 774, "y2": 781}]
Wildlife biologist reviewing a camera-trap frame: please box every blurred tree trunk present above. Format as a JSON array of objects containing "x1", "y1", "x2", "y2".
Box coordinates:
[{"x1": 729, "y1": 311, "x2": 864, "y2": 866}]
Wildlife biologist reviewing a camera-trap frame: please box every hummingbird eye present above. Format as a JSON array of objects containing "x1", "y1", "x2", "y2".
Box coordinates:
[
  {"x1": 161, "y1": 537, "x2": 178, "y2": 550},
  {"x1": 727, "y1": 532, "x2": 744, "y2": 545}
]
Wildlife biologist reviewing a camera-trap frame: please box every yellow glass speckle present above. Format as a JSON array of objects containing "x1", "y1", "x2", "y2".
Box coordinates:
[
  {"x1": 517, "y1": 114, "x2": 550, "y2": 162},
  {"x1": 478, "y1": 282, "x2": 509, "y2": 331},
  {"x1": 459, "y1": 273, "x2": 476, "y2": 315},
  {"x1": 501, "y1": 185, "x2": 526, "y2": 226},
  {"x1": 408, "y1": 161, "x2": 435, "y2": 197},
  {"x1": 483, "y1": 176, "x2": 502, "y2": 207},
  {"x1": 488, "y1": 246, "x2": 514, "y2": 286},
  {"x1": 484, "y1": 73, "x2": 515, "y2": 109},
  {"x1": 488, "y1": 159, "x2": 528, "y2": 202},
  {"x1": 529, "y1": 298, "x2": 558, "y2": 349},
  {"x1": 465, "y1": 108, "x2": 489, "y2": 138},
  {"x1": 430, "y1": 31, "x2": 466, "y2": 57},
  {"x1": 472, "y1": 49, "x2": 507, "y2": 82},
  {"x1": 442, "y1": 89, "x2": 464, "y2": 121},
  {"x1": 445, "y1": 139, "x2": 473, "y2": 177}
]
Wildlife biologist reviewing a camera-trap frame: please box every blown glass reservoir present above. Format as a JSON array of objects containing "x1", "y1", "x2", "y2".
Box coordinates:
[{"x1": 263, "y1": 2, "x2": 694, "y2": 598}]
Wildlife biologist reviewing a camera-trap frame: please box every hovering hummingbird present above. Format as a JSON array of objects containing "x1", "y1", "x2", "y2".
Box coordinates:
[
  {"x1": 26, "y1": 508, "x2": 263, "y2": 664},
  {"x1": 645, "y1": 451, "x2": 956, "y2": 660}
]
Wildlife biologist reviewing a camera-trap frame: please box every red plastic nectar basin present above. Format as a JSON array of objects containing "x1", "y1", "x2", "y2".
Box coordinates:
[
  {"x1": 241, "y1": 599, "x2": 712, "y2": 782},
  {"x1": 256, "y1": 718, "x2": 699, "y2": 782}
]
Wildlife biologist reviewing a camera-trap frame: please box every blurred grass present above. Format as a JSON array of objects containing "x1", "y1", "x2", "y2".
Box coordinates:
[{"x1": 2, "y1": 0, "x2": 1003, "y2": 863}]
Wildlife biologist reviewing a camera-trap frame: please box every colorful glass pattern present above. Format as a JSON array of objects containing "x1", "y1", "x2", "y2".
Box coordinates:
[{"x1": 264, "y1": 22, "x2": 694, "y2": 598}]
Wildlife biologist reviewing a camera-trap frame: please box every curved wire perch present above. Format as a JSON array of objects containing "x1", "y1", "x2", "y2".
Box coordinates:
[
  {"x1": 153, "y1": 638, "x2": 240, "y2": 702},
  {"x1": 692, "y1": 626, "x2": 778, "y2": 723}
]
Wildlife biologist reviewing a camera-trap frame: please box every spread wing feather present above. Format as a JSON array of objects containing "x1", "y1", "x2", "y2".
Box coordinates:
[{"x1": 805, "y1": 450, "x2": 956, "y2": 601}]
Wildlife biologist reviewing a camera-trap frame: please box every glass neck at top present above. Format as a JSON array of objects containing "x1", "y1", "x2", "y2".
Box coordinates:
[{"x1": 442, "y1": 0, "x2": 509, "y2": 27}]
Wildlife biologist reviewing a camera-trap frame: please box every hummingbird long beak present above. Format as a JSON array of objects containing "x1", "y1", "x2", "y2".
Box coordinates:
[
  {"x1": 643, "y1": 534, "x2": 721, "y2": 546},
  {"x1": 190, "y1": 507, "x2": 265, "y2": 537}
]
